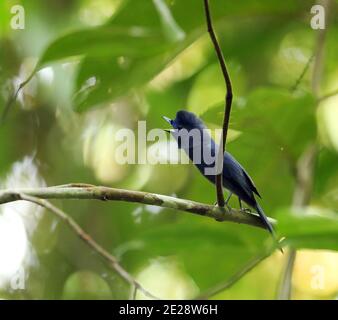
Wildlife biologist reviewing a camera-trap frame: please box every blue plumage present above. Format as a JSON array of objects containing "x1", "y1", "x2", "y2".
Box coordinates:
[{"x1": 163, "y1": 110, "x2": 275, "y2": 237}]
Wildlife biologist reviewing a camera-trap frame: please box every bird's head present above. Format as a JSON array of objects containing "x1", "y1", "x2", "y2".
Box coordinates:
[
  {"x1": 162, "y1": 110, "x2": 205, "y2": 132},
  {"x1": 162, "y1": 110, "x2": 213, "y2": 152}
]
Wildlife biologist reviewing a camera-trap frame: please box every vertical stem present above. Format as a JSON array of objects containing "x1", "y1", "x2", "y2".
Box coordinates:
[
  {"x1": 203, "y1": 0, "x2": 233, "y2": 207},
  {"x1": 277, "y1": 249, "x2": 297, "y2": 300},
  {"x1": 312, "y1": 0, "x2": 329, "y2": 97},
  {"x1": 277, "y1": 0, "x2": 330, "y2": 300}
]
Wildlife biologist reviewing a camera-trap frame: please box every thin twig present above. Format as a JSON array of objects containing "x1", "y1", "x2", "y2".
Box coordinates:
[
  {"x1": 196, "y1": 251, "x2": 271, "y2": 299},
  {"x1": 17, "y1": 193, "x2": 159, "y2": 300},
  {"x1": 0, "y1": 74, "x2": 34, "y2": 125},
  {"x1": 290, "y1": 53, "x2": 315, "y2": 92},
  {"x1": 203, "y1": 0, "x2": 233, "y2": 207},
  {"x1": 292, "y1": 144, "x2": 318, "y2": 207},
  {"x1": 0, "y1": 185, "x2": 277, "y2": 230},
  {"x1": 277, "y1": 249, "x2": 296, "y2": 300},
  {"x1": 318, "y1": 88, "x2": 338, "y2": 102},
  {"x1": 312, "y1": 15, "x2": 327, "y2": 97},
  {"x1": 132, "y1": 287, "x2": 138, "y2": 300},
  {"x1": 277, "y1": 0, "x2": 330, "y2": 300}
]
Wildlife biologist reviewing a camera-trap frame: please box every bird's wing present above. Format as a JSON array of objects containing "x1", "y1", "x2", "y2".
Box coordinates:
[
  {"x1": 241, "y1": 166, "x2": 261, "y2": 198},
  {"x1": 223, "y1": 152, "x2": 261, "y2": 200}
]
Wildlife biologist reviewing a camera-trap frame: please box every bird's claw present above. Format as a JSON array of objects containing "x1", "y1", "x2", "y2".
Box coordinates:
[
  {"x1": 212, "y1": 202, "x2": 232, "y2": 221},
  {"x1": 102, "y1": 194, "x2": 109, "y2": 201},
  {"x1": 213, "y1": 201, "x2": 232, "y2": 213},
  {"x1": 225, "y1": 203, "x2": 232, "y2": 213}
]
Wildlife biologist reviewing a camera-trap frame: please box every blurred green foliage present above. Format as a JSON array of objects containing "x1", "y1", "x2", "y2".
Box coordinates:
[{"x1": 0, "y1": 0, "x2": 337, "y2": 300}]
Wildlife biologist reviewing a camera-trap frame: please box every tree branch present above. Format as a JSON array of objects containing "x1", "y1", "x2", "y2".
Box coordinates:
[
  {"x1": 203, "y1": 0, "x2": 233, "y2": 207},
  {"x1": 196, "y1": 251, "x2": 271, "y2": 299},
  {"x1": 0, "y1": 185, "x2": 276, "y2": 230},
  {"x1": 15, "y1": 193, "x2": 159, "y2": 300}
]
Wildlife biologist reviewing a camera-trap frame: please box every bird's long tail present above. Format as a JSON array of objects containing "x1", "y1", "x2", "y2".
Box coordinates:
[
  {"x1": 255, "y1": 203, "x2": 283, "y2": 253},
  {"x1": 255, "y1": 203, "x2": 275, "y2": 236}
]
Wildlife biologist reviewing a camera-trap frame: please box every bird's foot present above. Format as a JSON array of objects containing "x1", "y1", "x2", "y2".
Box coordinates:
[
  {"x1": 225, "y1": 203, "x2": 233, "y2": 213},
  {"x1": 213, "y1": 201, "x2": 232, "y2": 213},
  {"x1": 212, "y1": 202, "x2": 232, "y2": 221}
]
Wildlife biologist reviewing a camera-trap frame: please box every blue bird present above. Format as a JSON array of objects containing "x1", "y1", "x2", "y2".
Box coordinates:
[{"x1": 163, "y1": 110, "x2": 276, "y2": 240}]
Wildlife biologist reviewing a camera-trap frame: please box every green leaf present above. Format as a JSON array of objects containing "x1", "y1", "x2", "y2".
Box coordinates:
[
  {"x1": 38, "y1": 26, "x2": 169, "y2": 68},
  {"x1": 314, "y1": 148, "x2": 338, "y2": 195},
  {"x1": 203, "y1": 88, "x2": 317, "y2": 158},
  {"x1": 188, "y1": 63, "x2": 247, "y2": 116},
  {"x1": 126, "y1": 218, "x2": 274, "y2": 290},
  {"x1": 62, "y1": 271, "x2": 112, "y2": 300},
  {"x1": 199, "y1": 88, "x2": 317, "y2": 212},
  {"x1": 33, "y1": 0, "x2": 307, "y2": 112},
  {"x1": 276, "y1": 206, "x2": 338, "y2": 251},
  {"x1": 152, "y1": 0, "x2": 185, "y2": 42},
  {"x1": 239, "y1": 88, "x2": 316, "y2": 155},
  {"x1": 73, "y1": 54, "x2": 169, "y2": 111},
  {"x1": 59, "y1": 2, "x2": 176, "y2": 62}
]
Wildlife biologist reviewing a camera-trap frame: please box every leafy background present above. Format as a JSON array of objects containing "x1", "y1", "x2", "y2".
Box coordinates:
[{"x1": 0, "y1": 0, "x2": 337, "y2": 299}]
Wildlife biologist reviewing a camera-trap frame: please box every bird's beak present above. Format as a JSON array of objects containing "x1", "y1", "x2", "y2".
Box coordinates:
[
  {"x1": 162, "y1": 116, "x2": 173, "y2": 133},
  {"x1": 162, "y1": 116, "x2": 172, "y2": 124},
  {"x1": 163, "y1": 129, "x2": 175, "y2": 133}
]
